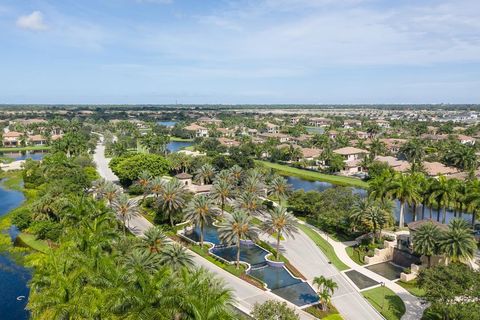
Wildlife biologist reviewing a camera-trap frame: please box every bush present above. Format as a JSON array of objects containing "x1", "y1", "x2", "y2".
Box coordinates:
[
  {"x1": 128, "y1": 183, "x2": 144, "y2": 196},
  {"x1": 28, "y1": 221, "x2": 62, "y2": 241},
  {"x1": 403, "y1": 268, "x2": 411, "y2": 274},
  {"x1": 384, "y1": 234, "x2": 395, "y2": 242},
  {"x1": 11, "y1": 208, "x2": 32, "y2": 230}
]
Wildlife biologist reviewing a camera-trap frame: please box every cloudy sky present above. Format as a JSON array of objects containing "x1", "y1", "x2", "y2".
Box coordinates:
[{"x1": 0, "y1": 0, "x2": 479, "y2": 104}]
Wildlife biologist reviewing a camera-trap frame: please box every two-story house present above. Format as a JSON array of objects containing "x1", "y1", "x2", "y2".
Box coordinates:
[
  {"x1": 333, "y1": 147, "x2": 368, "y2": 175},
  {"x1": 184, "y1": 124, "x2": 209, "y2": 138}
]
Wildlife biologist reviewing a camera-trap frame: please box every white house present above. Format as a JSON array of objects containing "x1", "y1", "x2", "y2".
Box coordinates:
[
  {"x1": 333, "y1": 147, "x2": 368, "y2": 175},
  {"x1": 184, "y1": 124, "x2": 209, "y2": 138}
]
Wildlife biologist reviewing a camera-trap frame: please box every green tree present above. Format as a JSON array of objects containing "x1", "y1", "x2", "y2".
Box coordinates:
[
  {"x1": 261, "y1": 206, "x2": 298, "y2": 260},
  {"x1": 387, "y1": 173, "x2": 420, "y2": 228},
  {"x1": 109, "y1": 153, "x2": 171, "y2": 185},
  {"x1": 313, "y1": 275, "x2": 338, "y2": 311},
  {"x1": 157, "y1": 178, "x2": 188, "y2": 227},
  {"x1": 251, "y1": 300, "x2": 299, "y2": 320},
  {"x1": 195, "y1": 163, "x2": 216, "y2": 185},
  {"x1": 439, "y1": 221, "x2": 476, "y2": 264},
  {"x1": 268, "y1": 176, "x2": 292, "y2": 203},
  {"x1": 142, "y1": 226, "x2": 170, "y2": 253},
  {"x1": 111, "y1": 193, "x2": 140, "y2": 236},
  {"x1": 184, "y1": 195, "x2": 214, "y2": 248},
  {"x1": 218, "y1": 211, "x2": 259, "y2": 268},
  {"x1": 159, "y1": 243, "x2": 194, "y2": 272},
  {"x1": 430, "y1": 176, "x2": 457, "y2": 223},
  {"x1": 211, "y1": 178, "x2": 233, "y2": 216},
  {"x1": 412, "y1": 222, "x2": 441, "y2": 267}
]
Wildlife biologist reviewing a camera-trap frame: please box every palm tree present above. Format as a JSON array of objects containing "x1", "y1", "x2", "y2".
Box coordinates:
[
  {"x1": 430, "y1": 176, "x2": 457, "y2": 223},
  {"x1": 236, "y1": 191, "x2": 263, "y2": 216},
  {"x1": 400, "y1": 139, "x2": 425, "y2": 172},
  {"x1": 369, "y1": 138, "x2": 387, "y2": 158},
  {"x1": 466, "y1": 180, "x2": 480, "y2": 226},
  {"x1": 412, "y1": 222, "x2": 441, "y2": 267},
  {"x1": 96, "y1": 181, "x2": 121, "y2": 205},
  {"x1": 439, "y1": 224, "x2": 476, "y2": 264},
  {"x1": 229, "y1": 165, "x2": 243, "y2": 185},
  {"x1": 261, "y1": 206, "x2": 298, "y2": 260},
  {"x1": 184, "y1": 195, "x2": 214, "y2": 248},
  {"x1": 111, "y1": 193, "x2": 140, "y2": 236},
  {"x1": 211, "y1": 179, "x2": 233, "y2": 216},
  {"x1": 218, "y1": 211, "x2": 260, "y2": 268},
  {"x1": 368, "y1": 170, "x2": 394, "y2": 200},
  {"x1": 159, "y1": 243, "x2": 194, "y2": 271},
  {"x1": 136, "y1": 171, "x2": 151, "y2": 201},
  {"x1": 157, "y1": 178, "x2": 188, "y2": 227},
  {"x1": 142, "y1": 226, "x2": 170, "y2": 253},
  {"x1": 351, "y1": 198, "x2": 393, "y2": 241},
  {"x1": 313, "y1": 276, "x2": 338, "y2": 311},
  {"x1": 267, "y1": 176, "x2": 291, "y2": 203},
  {"x1": 195, "y1": 164, "x2": 216, "y2": 185},
  {"x1": 121, "y1": 248, "x2": 162, "y2": 274},
  {"x1": 149, "y1": 176, "x2": 166, "y2": 200},
  {"x1": 387, "y1": 173, "x2": 420, "y2": 228}
]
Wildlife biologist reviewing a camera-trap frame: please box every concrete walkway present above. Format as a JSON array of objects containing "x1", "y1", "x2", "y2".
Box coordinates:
[
  {"x1": 92, "y1": 140, "x2": 316, "y2": 320},
  {"x1": 301, "y1": 222, "x2": 427, "y2": 320}
]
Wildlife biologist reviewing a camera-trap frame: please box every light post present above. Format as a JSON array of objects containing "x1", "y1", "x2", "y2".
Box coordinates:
[{"x1": 380, "y1": 282, "x2": 386, "y2": 311}]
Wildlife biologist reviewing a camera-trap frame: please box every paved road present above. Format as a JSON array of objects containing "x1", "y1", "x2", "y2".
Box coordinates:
[{"x1": 93, "y1": 140, "x2": 316, "y2": 320}]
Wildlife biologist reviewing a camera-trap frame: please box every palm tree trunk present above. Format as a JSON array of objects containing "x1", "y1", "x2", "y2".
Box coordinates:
[
  {"x1": 200, "y1": 221, "x2": 204, "y2": 248},
  {"x1": 412, "y1": 203, "x2": 417, "y2": 221},
  {"x1": 442, "y1": 207, "x2": 447, "y2": 224},
  {"x1": 429, "y1": 206, "x2": 432, "y2": 219},
  {"x1": 437, "y1": 207, "x2": 440, "y2": 222},
  {"x1": 422, "y1": 202, "x2": 425, "y2": 220},
  {"x1": 276, "y1": 232, "x2": 281, "y2": 261},
  {"x1": 399, "y1": 202, "x2": 405, "y2": 228},
  {"x1": 221, "y1": 198, "x2": 225, "y2": 217},
  {"x1": 427, "y1": 255, "x2": 431, "y2": 268},
  {"x1": 169, "y1": 211, "x2": 174, "y2": 227},
  {"x1": 123, "y1": 216, "x2": 127, "y2": 236},
  {"x1": 472, "y1": 210, "x2": 477, "y2": 226}
]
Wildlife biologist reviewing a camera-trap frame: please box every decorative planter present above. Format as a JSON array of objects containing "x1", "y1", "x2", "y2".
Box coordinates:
[{"x1": 265, "y1": 254, "x2": 285, "y2": 267}]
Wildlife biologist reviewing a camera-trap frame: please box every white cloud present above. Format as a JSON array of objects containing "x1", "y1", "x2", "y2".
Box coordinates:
[{"x1": 16, "y1": 11, "x2": 48, "y2": 31}]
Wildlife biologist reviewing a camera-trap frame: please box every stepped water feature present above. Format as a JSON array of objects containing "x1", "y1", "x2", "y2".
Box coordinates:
[{"x1": 181, "y1": 221, "x2": 319, "y2": 307}]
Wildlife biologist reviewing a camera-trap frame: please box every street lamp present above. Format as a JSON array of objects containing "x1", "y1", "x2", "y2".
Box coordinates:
[{"x1": 380, "y1": 282, "x2": 386, "y2": 310}]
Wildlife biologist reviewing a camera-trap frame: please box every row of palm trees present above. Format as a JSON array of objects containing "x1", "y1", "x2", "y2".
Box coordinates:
[
  {"x1": 369, "y1": 170, "x2": 480, "y2": 227},
  {"x1": 412, "y1": 218, "x2": 477, "y2": 267}
]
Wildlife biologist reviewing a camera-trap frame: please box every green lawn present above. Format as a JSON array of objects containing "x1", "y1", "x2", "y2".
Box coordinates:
[
  {"x1": 305, "y1": 304, "x2": 343, "y2": 319},
  {"x1": 362, "y1": 287, "x2": 406, "y2": 320},
  {"x1": 0, "y1": 146, "x2": 51, "y2": 152},
  {"x1": 169, "y1": 136, "x2": 194, "y2": 142},
  {"x1": 345, "y1": 246, "x2": 366, "y2": 265},
  {"x1": 297, "y1": 224, "x2": 349, "y2": 271},
  {"x1": 16, "y1": 233, "x2": 49, "y2": 253},
  {"x1": 0, "y1": 171, "x2": 24, "y2": 191},
  {"x1": 397, "y1": 280, "x2": 426, "y2": 297},
  {"x1": 255, "y1": 160, "x2": 369, "y2": 188}
]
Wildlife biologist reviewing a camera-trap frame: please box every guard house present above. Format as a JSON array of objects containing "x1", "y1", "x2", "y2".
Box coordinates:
[{"x1": 175, "y1": 173, "x2": 193, "y2": 186}]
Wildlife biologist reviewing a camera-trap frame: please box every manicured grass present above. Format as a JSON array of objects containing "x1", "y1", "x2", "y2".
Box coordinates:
[
  {"x1": 169, "y1": 136, "x2": 194, "y2": 142},
  {"x1": 362, "y1": 287, "x2": 406, "y2": 320},
  {"x1": 305, "y1": 304, "x2": 343, "y2": 319},
  {"x1": 397, "y1": 280, "x2": 426, "y2": 297},
  {"x1": 345, "y1": 246, "x2": 366, "y2": 265},
  {"x1": 1, "y1": 171, "x2": 24, "y2": 191},
  {"x1": 255, "y1": 160, "x2": 369, "y2": 188},
  {"x1": 297, "y1": 224, "x2": 349, "y2": 271},
  {"x1": 0, "y1": 146, "x2": 51, "y2": 152},
  {"x1": 16, "y1": 233, "x2": 49, "y2": 253}
]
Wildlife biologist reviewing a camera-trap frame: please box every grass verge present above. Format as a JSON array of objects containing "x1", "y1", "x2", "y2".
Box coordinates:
[
  {"x1": 169, "y1": 137, "x2": 194, "y2": 142},
  {"x1": 345, "y1": 246, "x2": 366, "y2": 265},
  {"x1": 255, "y1": 160, "x2": 368, "y2": 188},
  {"x1": 0, "y1": 146, "x2": 51, "y2": 152},
  {"x1": 297, "y1": 224, "x2": 349, "y2": 271},
  {"x1": 397, "y1": 280, "x2": 426, "y2": 297},
  {"x1": 305, "y1": 304, "x2": 343, "y2": 319},
  {"x1": 362, "y1": 287, "x2": 406, "y2": 320}
]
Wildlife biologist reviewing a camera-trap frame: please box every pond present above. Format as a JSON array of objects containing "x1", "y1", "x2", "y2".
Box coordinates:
[
  {"x1": 157, "y1": 121, "x2": 177, "y2": 127},
  {"x1": 285, "y1": 175, "x2": 473, "y2": 225},
  {"x1": 0, "y1": 182, "x2": 30, "y2": 320},
  {"x1": 167, "y1": 141, "x2": 193, "y2": 153},
  {"x1": 0, "y1": 150, "x2": 48, "y2": 161}
]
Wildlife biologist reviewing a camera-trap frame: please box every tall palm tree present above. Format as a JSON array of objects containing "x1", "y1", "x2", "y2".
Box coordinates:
[
  {"x1": 142, "y1": 226, "x2": 170, "y2": 253},
  {"x1": 149, "y1": 176, "x2": 166, "y2": 200},
  {"x1": 195, "y1": 164, "x2": 216, "y2": 185},
  {"x1": 184, "y1": 195, "x2": 214, "y2": 248},
  {"x1": 313, "y1": 276, "x2": 338, "y2": 311},
  {"x1": 236, "y1": 191, "x2": 263, "y2": 216},
  {"x1": 211, "y1": 178, "x2": 233, "y2": 216},
  {"x1": 121, "y1": 248, "x2": 162, "y2": 274},
  {"x1": 157, "y1": 178, "x2": 188, "y2": 227},
  {"x1": 412, "y1": 222, "x2": 441, "y2": 267},
  {"x1": 430, "y1": 176, "x2": 457, "y2": 224},
  {"x1": 229, "y1": 165, "x2": 243, "y2": 185},
  {"x1": 98, "y1": 181, "x2": 121, "y2": 205},
  {"x1": 387, "y1": 173, "x2": 420, "y2": 228},
  {"x1": 218, "y1": 211, "x2": 259, "y2": 268},
  {"x1": 111, "y1": 193, "x2": 140, "y2": 236},
  {"x1": 368, "y1": 170, "x2": 394, "y2": 200},
  {"x1": 261, "y1": 206, "x2": 298, "y2": 260},
  {"x1": 267, "y1": 176, "x2": 291, "y2": 204},
  {"x1": 400, "y1": 138, "x2": 425, "y2": 172},
  {"x1": 159, "y1": 243, "x2": 194, "y2": 272},
  {"x1": 351, "y1": 198, "x2": 393, "y2": 241},
  {"x1": 136, "y1": 170, "x2": 151, "y2": 201},
  {"x1": 466, "y1": 179, "x2": 480, "y2": 226},
  {"x1": 439, "y1": 224, "x2": 476, "y2": 264}
]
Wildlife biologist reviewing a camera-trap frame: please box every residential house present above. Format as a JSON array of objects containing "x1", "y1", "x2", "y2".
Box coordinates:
[
  {"x1": 2, "y1": 131, "x2": 22, "y2": 147},
  {"x1": 375, "y1": 119, "x2": 390, "y2": 128},
  {"x1": 300, "y1": 148, "x2": 322, "y2": 161},
  {"x1": 258, "y1": 133, "x2": 290, "y2": 143},
  {"x1": 216, "y1": 128, "x2": 235, "y2": 138},
  {"x1": 423, "y1": 162, "x2": 458, "y2": 177},
  {"x1": 197, "y1": 117, "x2": 223, "y2": 125},
  {"x1": 333, "y1": 147, "x2": 368, "y2": 175},
  {"x1": 308, "y1": 117, "x2": 331, "y2": 127},
  {"x1": 184, "y1": 124, "x2": 209, "y2": 138},
  {"x1": 374, "y1": 156, "x2": 410, "y2": 172},
  {"x1": 380, "y1": 138, "x2": 407, "y2": 154},
  {"x1": 218, "y1": 137, "x2": 240, "y2": 148},
  {"x1": 456, "y1": 135, "x2": 475, "y2": 145},
  {"x1": 264, "y1": 122, "x2": 279, "y2": 134},
  {"x1": 290, "y1": 117, "x2": 301, "y2": 125},
  {"x1": 28, "y1": 135, "x2": 47, "y2": 146},
  {"x1": 343, "y1": 119, "x2": 362, "y2": 129}
]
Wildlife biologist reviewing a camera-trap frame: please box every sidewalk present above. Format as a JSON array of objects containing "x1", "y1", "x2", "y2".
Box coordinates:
[{"x1": 301, "y1": 222, "x2": 427, "y2": 320}]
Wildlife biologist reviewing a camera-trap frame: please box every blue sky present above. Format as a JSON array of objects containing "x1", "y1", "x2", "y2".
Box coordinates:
[{"x1": 0, "y1": 0, "x2": 479, "y2": 104}]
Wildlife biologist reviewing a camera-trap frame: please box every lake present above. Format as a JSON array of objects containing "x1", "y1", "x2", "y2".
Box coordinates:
[
  {"x1": 167, "y1": 141, "x2": 193, "y2": 152},
  {"x1": 1, "y1": 150, "x2": 48, "y2": 161},
  {"x1": 285, "y1": 175, "x2": 473, "y2": 225},
  {"x1": 0, "y1": 182, "x2": 30, "y2": 320},
  {"x1": 157, "y1": 121, "x2": 177, "y2": 127}
]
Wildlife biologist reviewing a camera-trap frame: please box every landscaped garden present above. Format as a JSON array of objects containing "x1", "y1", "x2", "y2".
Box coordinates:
[{"x1": 362, "y1": 286, "x2": 406, "y2": 320}]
